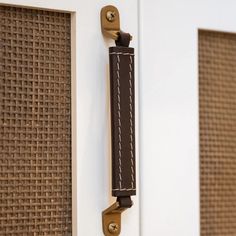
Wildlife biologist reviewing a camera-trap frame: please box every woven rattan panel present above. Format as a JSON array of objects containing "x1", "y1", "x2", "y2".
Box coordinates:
[
  {"x1": 0, "y1": 6, "x2": 72, "y2": 235},
  {"x1": 199, "y1": 30, "x2": 236, "y2": 236}
]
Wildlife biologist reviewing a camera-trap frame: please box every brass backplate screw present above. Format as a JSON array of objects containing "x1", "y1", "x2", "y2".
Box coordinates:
[
  {"x1": 108, "y1": 222, "x2": 119, "y2": 234},
  {"x1": 106, "y1": 11, "x2": 116, "y2": 22}
]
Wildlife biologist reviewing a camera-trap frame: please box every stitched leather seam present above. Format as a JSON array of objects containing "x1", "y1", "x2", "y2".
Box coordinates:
[
  {"x1": 116, "y1": 54, "x2": 122, "y2": 190},
  {"x1": 113, "y1": 188, "x2": 136, "y2": 191},
  {"x1": 129, "y1": 55, "x2": 135, "y2": 190},
  {"x1": 110, "y1": 52, "x2": 134, "y2": 56},
  {"x1": 111, "y1": 51, "x2": 135, "y2": 192}
]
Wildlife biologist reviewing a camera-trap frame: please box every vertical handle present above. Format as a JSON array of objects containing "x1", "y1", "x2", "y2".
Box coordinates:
[
  {"x1": 101, "y1": 6, "x2": 136, "y2": 236},
  {"x1": 109, "y1": 45, "x2": 136, "y2": 197}
]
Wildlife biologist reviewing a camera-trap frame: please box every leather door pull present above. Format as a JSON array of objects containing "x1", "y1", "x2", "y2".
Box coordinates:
[
  {"x1": 109, "y1": 39, "x2": 136, "y2": 197},
  {"x1": 101, "y1": 6, "x2": 135, "y2": 235}
]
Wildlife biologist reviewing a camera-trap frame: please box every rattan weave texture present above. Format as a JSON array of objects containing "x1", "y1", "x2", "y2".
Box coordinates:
[
  {"x1": 0, "y1": 6, "x2": 72, "y2": 235},
  {"x1": 199, "y1": 30, "x2": 236, "y2": 236}
]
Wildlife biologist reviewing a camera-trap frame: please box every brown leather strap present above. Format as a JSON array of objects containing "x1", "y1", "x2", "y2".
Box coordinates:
[
  {"x1": 109, "y1": 46, "x2": 136, "y2": 197},
  {"x1": 115, "y1": 31, "x2": 132, "y2": 47}
]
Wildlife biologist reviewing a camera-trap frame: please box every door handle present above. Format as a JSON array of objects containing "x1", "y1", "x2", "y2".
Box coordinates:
[{"x1": 101, "y1": 5, "x2": 136, "y2": 236}]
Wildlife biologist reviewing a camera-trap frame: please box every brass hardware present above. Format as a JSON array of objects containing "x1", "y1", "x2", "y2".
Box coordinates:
[
  {"x1": 101, "y1": 5, "x2": 120, "y2": 40},
  {"x1": 100, "y1": 5, "x2": 132, "y2": 41},
  {"x1": 102, "y1": 201, "x2": 128, "y2": 236},
  {"x1": 106, "y1": 11, "x2": 116, "y2": 22},
  {"x1": 108, "y1": 222, "x2": 119, "y2": 234}
]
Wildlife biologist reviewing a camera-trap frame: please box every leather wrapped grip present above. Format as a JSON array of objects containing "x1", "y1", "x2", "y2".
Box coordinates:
[{"x1": 109, "y1": 46, "x2": 136, "y2": 197}]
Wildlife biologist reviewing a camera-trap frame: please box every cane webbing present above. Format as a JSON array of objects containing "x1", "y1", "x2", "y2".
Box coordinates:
[
  {"x1": 199, "y1": 30, "x2": 236, "y2": 236},
  {"x1": 0, "y1": 6, "x2": 72, "y2": 235}
]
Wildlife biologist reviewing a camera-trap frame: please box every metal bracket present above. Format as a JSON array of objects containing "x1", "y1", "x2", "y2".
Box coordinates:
[
  {"x1": 102, "y1": 201, "x2": 128, "y2": 236},
  {"x1": 100, "y1": 5, "x2": 132, "y2": 41},
  {"x1": 100, "y1": 5, "x2": 120, "y2": 40}
]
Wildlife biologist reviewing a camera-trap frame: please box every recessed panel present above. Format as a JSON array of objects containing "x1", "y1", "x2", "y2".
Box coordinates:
[
  {"x1": 199, "y1": 30, "x2": 236, "y2": 236},
  {"x1": 0, "y1": 6, "x2": 72, "y2": 235}
]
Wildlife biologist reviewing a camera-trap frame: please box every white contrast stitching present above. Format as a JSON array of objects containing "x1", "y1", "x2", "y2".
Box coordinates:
[
  {"x1": 129, "y1": 55, "x2": 135, "y2": 189},
  {"x1": 116, "y1": 54, "x2": 122, "y2": 190},
  {"x1": 113, "y1": 188, "x2": 137, "y2": 191},
  {"x1": 110, "y1": 52, "x2": 134, "y2": 56},
  {"x1": 112, "y1": 52, "x2": 135, "y2": 191}
]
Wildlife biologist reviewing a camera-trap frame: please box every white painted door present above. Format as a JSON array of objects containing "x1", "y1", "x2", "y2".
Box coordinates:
[
  {"x1": 0, "y1": 0, "x2": 139, "y2": 235},
  {"x1": 140, "y1": 0, "x2": 236, "y2": 236},
  {"x1": 2, "y1": 0, "x2": 235, "y2": 235}
]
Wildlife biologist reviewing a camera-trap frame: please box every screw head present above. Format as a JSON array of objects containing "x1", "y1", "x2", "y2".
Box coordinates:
[
  {"x1": 108, "y1": 222, "x2": 119, "y2": 234},
  {"x1": 106, "y1": 11, "x2": 116, "y2": 22}
]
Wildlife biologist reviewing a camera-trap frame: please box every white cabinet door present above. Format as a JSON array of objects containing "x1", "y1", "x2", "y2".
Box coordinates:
[
  {"x1": 3, "y1": 0, "x2": 235, "y2": 235},
  {"x1": 140, "y1": 0, "x2": 236, "y2": 236},
  {"x1": 0, "y1": 0, "x2": 139, "y2": 235}
]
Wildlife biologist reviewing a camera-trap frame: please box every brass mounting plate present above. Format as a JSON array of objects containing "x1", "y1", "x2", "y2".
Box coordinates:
[
  {"x1": 102, "y1": 202, "x2": 127, "y2": 236},
  {"x1": 100, "y1": 5, "x2": 120, "y2": 40}
]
